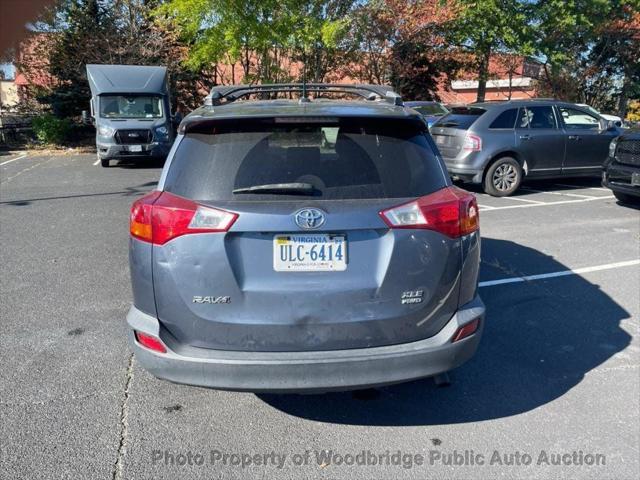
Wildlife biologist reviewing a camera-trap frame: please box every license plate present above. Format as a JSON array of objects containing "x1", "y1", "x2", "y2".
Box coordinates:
[
  {"x1": 632, "y1": 173, "x2": 640, "y2": 186},
  {"x1": 273, "y1": 234, "x2": 346, "y2": 272},
  {"x1": 128, "y1": 145, "x2": 143, "y2": 152},
  {"x1": 435, "y1": 135, "x2": 446, "y2": 145}
]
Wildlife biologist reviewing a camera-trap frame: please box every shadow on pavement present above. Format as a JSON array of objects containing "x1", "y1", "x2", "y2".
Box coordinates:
[
  {"x1": 0, "y1": 181, "x2": 158, "y2": 206},
  {"x1": 258, "y1": 238, "x2": 631, "y2": 425}
]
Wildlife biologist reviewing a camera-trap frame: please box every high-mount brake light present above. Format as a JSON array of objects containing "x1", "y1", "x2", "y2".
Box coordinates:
[
  {"x1": 379, "y1": 186, "x2": 479, "y2": 238},
  {"x1": 130, "y1": 192, "x2": 238, "y2": 245}
]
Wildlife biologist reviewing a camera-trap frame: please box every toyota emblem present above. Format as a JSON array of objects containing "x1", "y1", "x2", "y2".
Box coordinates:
[{"x1": 294, "y1": 208, "x2": 325, "y2": 230}]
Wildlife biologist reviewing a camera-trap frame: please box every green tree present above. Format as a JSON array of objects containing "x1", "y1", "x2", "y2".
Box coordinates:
[
  {"x1": 446, "y1": 0, "x2": 533, "y2": 102},
  {"x1": 43, "y1": 0, "x2": 111, "y2": 117},
  {"x1": 338, "y1": 0, "x2": 462, "y2": 99},
  {"x1": 156, "y1": 0, "x2": 353, "y2": 84},
  {"x1": 338, "y1": 0, "x2": 394, "y2": 84},
  {"x1": 387, "y1": 0, "x2": 463, "y2": 100},
  {"x1": 532, "y1": 0, "x2": 640, "y2": 115},
  {"x1": 21, "y1": 0, "x2": 210, "y2": 117}
]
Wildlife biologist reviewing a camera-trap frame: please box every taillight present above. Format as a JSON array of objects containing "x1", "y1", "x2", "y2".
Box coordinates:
[
  {"x1": 451, "y1": 318, "x2": 480, "y2": 343},
  {"x1": 134, "y1": 331, "x2": 167, "y2": 353},
  {"x1": 130, "y1": 191, "x2": 238, "y2": 245},
  {"x1": 462, "y1": 134, "x2": 482, "y2": 152},
  {"x1": 379, "y1": 186, "x2": 479, "y2": 238},
  {"x1": 130, "y1": 191, "x2": 161, "y2": 242}
]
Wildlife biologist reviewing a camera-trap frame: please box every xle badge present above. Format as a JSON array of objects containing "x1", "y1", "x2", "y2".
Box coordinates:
[{"x1": 401, "y1": 290, "x2": 424, "y2": 305}]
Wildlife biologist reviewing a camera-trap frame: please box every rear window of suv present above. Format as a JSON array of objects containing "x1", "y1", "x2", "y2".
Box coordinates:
[
  {"x1": 432, "y1": 107, "x2": 486, "y2": 130},
  {"x1": 163, "y1": 117, "x2": 448, "y2": 201}
]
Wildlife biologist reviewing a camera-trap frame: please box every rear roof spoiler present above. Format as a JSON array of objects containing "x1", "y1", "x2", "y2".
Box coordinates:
[{"x1": 204, "y1": 83, "x2": 403, "y2": 107}]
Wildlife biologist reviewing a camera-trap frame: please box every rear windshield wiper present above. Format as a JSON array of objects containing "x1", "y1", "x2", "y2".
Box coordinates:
[{"x1": 232, "y1": 182, "x2": 316, "y2": 195}]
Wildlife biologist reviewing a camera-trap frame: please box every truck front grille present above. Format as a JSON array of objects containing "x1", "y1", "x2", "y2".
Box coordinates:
[
  {"x1": 115, "y1": 129, "x2": 153, "y2": 145},
  {"x1": 616, "y1": 139, "x2": 640, "y2": 167}
]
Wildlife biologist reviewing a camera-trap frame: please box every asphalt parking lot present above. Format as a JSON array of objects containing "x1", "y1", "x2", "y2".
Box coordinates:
[{"x1": 1, "y1": 152, "x2": 638, "y2": 480}]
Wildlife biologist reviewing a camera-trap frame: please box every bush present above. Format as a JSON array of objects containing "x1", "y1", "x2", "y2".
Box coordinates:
[{"x1": 31, "y1": 114, "x2": 72, "y2": 145}]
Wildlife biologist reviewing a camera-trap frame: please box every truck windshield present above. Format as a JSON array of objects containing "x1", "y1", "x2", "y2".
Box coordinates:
[{"x1": 99, "y1": 95, "x2": 162, "y2": 119}]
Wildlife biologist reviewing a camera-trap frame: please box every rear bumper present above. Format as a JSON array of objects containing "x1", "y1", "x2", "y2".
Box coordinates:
[
  {"x1": 127, "y1": 296, "x2": 485, "y2": 393},
  {"x1": 442, "y1": 154, "x2": 486, "y2": 183}
]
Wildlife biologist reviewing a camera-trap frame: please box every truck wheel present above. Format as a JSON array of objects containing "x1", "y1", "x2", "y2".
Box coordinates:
[
  {"x1": 483, "y1": 157, "x2": 522, "y2": 197},
  {"x1": 100, "y1": 158, "x2": 110, "y2": 168},
  {"x1": 613, "y1": 191, "x2": 639, "y2": 205}
]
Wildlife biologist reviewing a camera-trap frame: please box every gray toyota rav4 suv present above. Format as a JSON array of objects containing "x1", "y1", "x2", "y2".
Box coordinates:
[
  {"x1": 431, "y1": 100, "x2": 620, "y2": 196},
  {"x1": 127, "y1": 84, "x2": 484, "y2": 392}
]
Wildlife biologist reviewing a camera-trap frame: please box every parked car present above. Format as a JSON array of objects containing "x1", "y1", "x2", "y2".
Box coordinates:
[
  {"x1": 404, "y1": 101, "x2": 449, "y2": 128},
  {"x1": 127, "y1": 84, "x2": 484, "y2": 393},
  {"x1": 431, "y1": 100, "x2": 622, "y2": 196},
  {"x1": 577, "y1": 104, "x2": 624, "y2": 128},
  {"x1": 603, "y1": 130, "x2": 640, "y2": 204},
  {"x1": 86, "y1": 64, "x2": 176, "y2": 167}
]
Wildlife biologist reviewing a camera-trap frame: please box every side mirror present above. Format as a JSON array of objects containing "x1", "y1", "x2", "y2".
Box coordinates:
[{"x1": 600, "y1": 119, "x2": 616, "y2": 132}]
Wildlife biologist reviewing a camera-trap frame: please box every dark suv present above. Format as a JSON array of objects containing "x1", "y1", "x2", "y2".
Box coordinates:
[
  {"x1": 431, "y1": 100, "x2": 621, "y2": 196},
  {"x1": 603, "y1": 130, "x2": 640, "y2": 204},
  {"x1": 127, "y1": 84, "x2": 484, "y2": 392}
]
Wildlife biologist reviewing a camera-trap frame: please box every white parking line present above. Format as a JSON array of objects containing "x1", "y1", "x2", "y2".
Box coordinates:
[
  {"x1": 520, "y1": 187, "x2": 596, "y2": 199},
  {"x1": 92, "y1": 158, "x2": 100, "y2": 166},
  {"x1": 554, "y1": 183, "x2": 610, "y2": 192},
  {"x1": 478, "y1": 204, "x2": 496, "y2": 210},
  {"x1": 480, "y1": 195, "x2": 614, "y2": 211},
  {"x1": 503, "y1": 196, "x2": 546, "y2": 204},
  {"x1": 0, "y1": 153, "x2": 28, "y2": 166},
  {"x1": 479, "y1": 259, "x2": 640, "y2": 288}
]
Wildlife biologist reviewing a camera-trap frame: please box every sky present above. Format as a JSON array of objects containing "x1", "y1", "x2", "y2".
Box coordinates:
[{"x1": 0, "y1": 63, "x2": 16, "y2": 80}]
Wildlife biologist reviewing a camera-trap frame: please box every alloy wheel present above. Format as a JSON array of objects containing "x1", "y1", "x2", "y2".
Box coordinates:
[{"x1": 492, "y1": 164, "x2": 518, "y2": 192}]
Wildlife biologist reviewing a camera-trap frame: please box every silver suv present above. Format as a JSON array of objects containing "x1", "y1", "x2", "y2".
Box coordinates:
[
  {"x1": 431, "y1": 100, "x2": 621, "y2": 196},
  {"x1": 127, "y1": 84, "x2": 484, "y2": 392}
]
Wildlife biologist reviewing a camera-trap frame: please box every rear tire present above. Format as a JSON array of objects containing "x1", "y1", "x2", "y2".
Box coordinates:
[
  {"x1": 613, "y1": 191, "x2": 640, "y2": 205},
  {"x1": 100, "y1": 158, "x2": 110, "y2": 168},
  {"x1": 483, "y1": 157, "x2": 522, "y2": 197}
]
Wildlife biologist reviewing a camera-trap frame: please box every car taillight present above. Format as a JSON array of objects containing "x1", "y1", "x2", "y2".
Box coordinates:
[
  {"x1": 130, "y1": 191, "x2": 238, "y2": 245},
  {"x1": 134, "y1": 331, "x2": 167, "y2": 354},
  {"x1": 451, "y1": 318, "x2": 480, "y2": 343},
  {"x1": 462, "y1": 134, "x2": 482, "y2": 151},
  {"x1": 379, "y1": 186, "x2": 479, "y2": 238},
  {"x1": 130, "y1": 191, "x2": 161, "y2": 242}
]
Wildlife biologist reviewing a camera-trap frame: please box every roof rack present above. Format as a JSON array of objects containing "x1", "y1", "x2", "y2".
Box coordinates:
[{"x1": 204, "y1": 83, "x2": 403, "y2": 107}]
